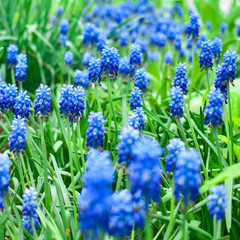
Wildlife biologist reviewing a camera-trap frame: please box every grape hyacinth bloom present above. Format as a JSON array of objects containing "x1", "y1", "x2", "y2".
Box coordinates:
[
  {"x1": 199, "y1": 41, "x2": 213, "y2": 71},
  {"x1": 14, "y1": 90, "x2": 31, "y2": 119},
  {"x1": 174, "y1": 35, "x2": 182, "y2": 51},
  {"x1": 207, "y1": 185, "x2": 228, "y2": 220},
  {"x1": 64, "y1": 51, "x2": 73, "y2": 66},
  {"x1": 58, "y1": 33, "x2": 67, "y2": 46},
  {"x1": 34, "y1": 84, "x2": 51, "y2": 118},
  {"x1": 169, "y1": 87, "x2": 184, "y2": 118},
  {"x1": 127, "y1": 107, "x2": 145, "y2": 130},
  {"x1": 147, "y1": 51, "x2": 159, "y2": 62},
  {"x1": 130, "y1": 136, "x2": 163, "y2": 204},
  {"x1": 15, "y1": 54, "x2": 28, "y2": 82},
  {"x1": 236, "y1": 23, "x2": 240, "y2": 37},
  {"x1": 136, "y1": 39, "x2": 148, "y2": 54},
  {"x1": 74, "y1": 70, "x2": 90, "y2": 89},
  {"x1": 204, "y1": 88, "x2": 224, "y2": 127},
  {"x1": 185, "y1": 12, "x2": 200, "y2": 39},
  {"x1": 173, "y1": 63, "x2": 188, "y2": 94},
  {"x1": 134, "y1": 68, "x2": 149, "y2": 92},
  {"x1": 7, "y1": 44, "x2": 18, "y2": 66},
  {"x1": 174, "y1": 149, "x2": 202, "y2": 205},
  {"x1": 129, "y1": 43, "x2": 142, "y2": 74},
  {"x1": 57, "y1": 6, "x2": 64, "y2": 17},
  {"x1": 97, "y1": 34, "x2": 107, "y2": 51},
  {"x1": 119, "y1": 57, "x2": 130, "y2": 76},
  {"x1": 210, "y1": 37, "x2": 222, "y2": 63},
  {"x1": 0, "y1": 153, "x2": 11, "y2": 209},
  {"x1": 88, "y1": 57, "x2": 101, "y2": 84},
  {"x1": 86, "y1": 112, "x2": 105, "y2": 148},
  {"x1": 0, "y1": 79, "x2": 6, "y2": 113},
  {"x1": 83, "y1": 23, "x2": 100, "y2": 45},
  {"x1": 220, "y1": 22, "x2": 227, "y2": 37},
  {"x1": 120, "y1": 32, "x2": 129, "y2": 47},
  {"x1": 117, "y1": 126, "x2": 141, "y2": 166},
  {"x1": 206, "y1": 21, "x2": 212, "y2": 30},
  {"x1": 214, "y1": 65, "x2": 228, "y2": 102},
  {"x1": 129, "y1": 87, "x2": 142, "y2": 110},
  {"x1": 186, "y1": 38, "x2": 193, "y2": 49},
  {"x1": 5, "y1": 84, "x2": 18, "y2": 111},
  {"x1": 82, "y1": 52, "x2": 92, "y2": 68},
  {"x1": 223, "y1": 49, "x2": 237, "y2": 84},
  {"x1": 165, "y1": 138, "x2": 186, "y2": 173},
  {"x1": 179, "y1": 47, "x2": 186, "y2": 59},
  {"x1": 100, "y1": 45, "x2": 120, "y2": 81},
  {"x1": 164, "y1": 51, "x2": 172, "y2": 65},
  {"x1": 22, "y1": 187, "x2": 39, "y2": 234},
  {"x1": 59, "y1": 18, "x2": 69, "y2": 34},
  {"x1": 9, "y1": 116, "x2": 27, "y2": 153},
  {"x1": 73, "y1": 87, "x2": 85, "y2": 119}
]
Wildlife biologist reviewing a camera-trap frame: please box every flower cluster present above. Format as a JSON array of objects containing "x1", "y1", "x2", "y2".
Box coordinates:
[
  {"x1": 173, "y1": 63, "x2": 188, "y2": 94},
  {"x1": 88, "y1": 57, "x2": 101, "y2": 84},
  {"x1": 127, "y1": 107, "x2": 145, "y2": 130},
  {"x1": 134, "y1": 68, "x2": 149, "y2": 92},
  {"x1": 119, "y1": 57, "x2": 130, "y2": 76},
  {"x1": 210, "y1": 37, "x2": 222, "y2": 63},
  {"x1": 59, "y1": 18, "x2": 69, "y2": 46},
  {"x1": 164, "y1": 51, "x2": 173, "y2": 65},
  {"x1": 5, "y1": 84, "x2": 18, "y2": 111},
  {"x1": 83, "y1": 23, "x2": 100, "y2": 45},
  {"x1": 82, "y1": 52, "x2": 93, "y2": 68},
  {"x1": 129, "y1": 44, "x2": 142, "y2": 73},
  {"x1": 0, "y1": 79, "x2": 6, "y2": 113},
  {"x1": 15, "y1": 54, "x2": 28, "y2": 82},
  {"x1": 185, "y1": 12, "x2": 200, "y2": 39},
  {"x1": 64, "y1": 51, "x2": 73, "y2": 65},
  {"x1": 7, "y1": 44, "x2": 18, "y2": 66},
  {"x1": 199, "y1": 41, "x2": 213, "y2": 71},
  {"x1": 169, "y1": 87, "x2": 184, "y2": 118},
  {"x1": 129, "y1": 87, "x2": 142, "y2": 110},
  {"x1": 74, "y1": 69, "x2": 90, "y2": 88},
  {"x1": 14, "y1": 90, "x2": 31, "y2": 119}
]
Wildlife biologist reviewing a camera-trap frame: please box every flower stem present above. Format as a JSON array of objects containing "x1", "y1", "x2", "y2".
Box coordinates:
[
  {"x1": 176, "y1": 117, "x2": 189, "y2": 149},
  {"x1": 16, "y1": 153, "x2": 25, "y2": 190},
  {"x1": 213, "y1": 126, "x2": 223, "y2": 171},
  {"x1": 188, "y1": 40, "x2": 195, "y2": 108},
  {"x1": 145, "y1": 211, "x2": 153, "y2": 240},
  {"x1": 182, "y1": 210, "x2": 188, "y2": 240},
  {"x1": 11, "y1": 67, "x2": 16, "y2": 85},
  {"x1": 68, "y1": 68, "x2": 71, "y2": 85},
  {"x1": 165, "y1": 189, "x2": 175, "y2": 239},
  {"x1": 206, "y1": 68, "x2": 210, "y2": 91},
  {"x1": 77, "y1": 117, "x2": 85, "y2": 172},
  {"x1": 95, "y1": 84, "x2": 102, "y2": 112}
]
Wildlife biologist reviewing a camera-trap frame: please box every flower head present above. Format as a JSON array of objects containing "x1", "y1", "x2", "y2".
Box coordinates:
[
  {"x1": 147, "y1": 51, "x2": 159, "y2": 62},
  {"x1": 73, "y1": 86, "x2": 85, "y2": 119},
  {"x1": 82, "y1": 52, "x2": 93, "y2": 68},
  {"x1": 59, "y1": 18, "x2": 69, "y2": 34},
  {"x1": 210, "y1": 37, "x2": 222, "y2": 62},
  {"x1": 74, "y1": 69, "x2": 90, "y2": 89},
  {"x1": 220, "y1": 22, "x2": 227, "y2": 35},
  {"x1": 83, "y1": 23, "x2": 100, "y2": 45},
  {"x1": 7, "y1": 44, "x2": 18, "y2": 66},
  {"x1": 127, "y1": 107, "x2": 145, "y2": 130},
  {"x1": 64, "y1": 51, "x2": 73, "y2": 65},
  {"x1": 97, "y1": 34, "x2": 107, "y2": 51},
  {"x1": 223, "y1": 49, "x2": 237, "y2": 83},
  {"x1": 57, "y1": 6, "x2": 64, "y2": 17},
  {"x1": 185, "y1": 12, "x2": 200, "y2": 39},
  {"x1": 15, "y1": 54, "x2": 28, "y2": 82},
  {"x1": 58, "y1": 33, "x2": 67, "y2": 46},
  {"x1": 169, "y1": 86, "x2": 184, "y2": 118},
  {"x1": 129, "y1": 43, "x2": 142, "y2": 71},
  {"x1": 199, "y1": 41, "x2": 213, "y2": 71},
  {"x1": 150, "y1": 32, "x2": 167, "y2": 48},
  {"x1": 164, "y1": 51, "x2": 173, "y2": 65},
  {"x1": 129, "y1": 87, "x2": 142, "y2": 110},
  {"x1": 206, "y1": 21, "x2": 212, "y2": 30},
  {"x1": 134, "y1": 68, "x2": 149, "y2": 92},
  {"x1": 5, "y1": 84, "x2": 18, "y2": 111},
  {"x1": 174, "y1": 34, "x2": 182, "y2": 51},
  {"x1": 120, "y1": 32, "x2": 129, "y2": 47},
  {"x1": 173, "y1": 63, "x2": 188, "y2": 94},
  {"x1": 14, "y1": 90, "x2": 31, "y2": 119},
  {"x1": 136, "y1": 39, "x2": 148, "y2": 54},
  {"x1": 119, "y1": 57, "x2": 130, "y2": 76},
  {"x1": 0, "y1": 79, "x2": 6, "y2": 113},
  {"x1": 179, "y1": 47, "x2": 186, "y2": 59},
  {"x1": 89, "y1": 57, "x2": 101, "y2": 84}
]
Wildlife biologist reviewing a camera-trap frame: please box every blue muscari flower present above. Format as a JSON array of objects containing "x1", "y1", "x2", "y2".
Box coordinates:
[
  {"x1": 5, "y1": 84, "x2": 18, "y2": 111},
  {"x1": 100, "y1": 45, "x2": 120, "y2": 80},
  {"x1": 168, "y1": 25, "x2": 177, "y2": 41},
  {"x1": 174, "y1": 35, "x2": 182, "y2": 51},
  {"x1": 179, "y1": 47, "x2": 186, "y2": 58},
  {"x1": 73, "y1": 86, "x2": 85, "y2": 119},
  {"x1": 188, "y1": 50, "x2": 192, "y2": 62},
  {"x1": 130, "y1": 136, "x2": 163, "y2": 204},
  {"x1": 129, "y1": 43, "x2": 142, "y2": 69},
  {"x1": 89, "y1": 57, "x2": 101, "y2": 84},
  {"x1": 64, "y1": 51, "x2": 73, "y2": 65},
  {"x1": 127, "y1": 107, "x2": 145, "y2": 130},
  {"x1": 186, "y1": 38, "x2": 192, "y2": 49},
  {"x1": 204, "y1": 88, "x2": 224, "y2": 127},
  {"x1": 82, "y1": 52, "x2": 93, "y2": 68},
  {"x1": 86, "y1": 112, "x2": 105, "y2": 148},
  {"x1": 165, "y1": 138, "x2": 186, "y2": 173},
  {"x1": 174, "y1": 149, "x2": 202, "y2": 205},
  {"x1": 236, "y1": 23, "x2": 240, "y2": 37},
  {"x1": 150, "y1": 32, "x2": 167, "y2": 48},
  {"x1": 9, "y1": 116, "x2": 27, "y2": 153},
  {"x1": 7, "y1": 44, "x2": 18, "y2": 66},
  {"x1": 57, "y1": 6, "x2": 64, "y2": 17},
  {"x1": 196, "y1": 33, "x2": 207, "y2": 49},
  {"x1": 117, "y1": 126, "x2": 141, "y2": 166},
  {"x1": 129, "y1": 87, "x2": 142, "y2": 110},
  {"x1": 58, "y1": 33, "x2": 67, "y2": 46},
  {"x1": 173, "y1": 63, "x2": 188, "y2": 94},
  {"x1": 59, "y1": 18, "x2": 69, "y2": 34},
  {"x1": 147, "y1": 51, "x2": 159, "y2": 62},
  {"x1": 199, "y1": 41, "x2": 213, "y2": 71},
  {"x1": 15, "y1": 54, "x2": 28, "y2": 82},
  {"x1": 14, "y1": 90, "x2": 31, "y2": 119},
  {"x1": 185, "y1": 12, "x2": 200, "y2": 39},
  {"x1": 136, "y1": 39, "x2": 148, "y2": 54},
  {"x1": 120, "y1": 32, "x2": 129, "y2": 47},
  {"x1": 223, "y1": 49, "x2": 237, "y2": 83},
  {"x1": 164, "y1": 51, "x2": 173, "y2": 65},
  {"x1": 0, "y1": 153, "x2": 11, "y2": 209},
  {"x1": 22, "y1": 187, "x2": 39, "y2": 234},
  {"x1": 83, "y1": 23, "x2": 100, "y2": 45},
  {"x1": 134, "y1": 68, "x2": 149, "y2": 92},
  {"x1": 79, "y1": 149, "x2": 113, "y2": 238},
  {"x1": 206, "y1": 21, "x2": 212, "y2": 30},
  {"x1": 174, "y1": 3, "x2": 183, "y2": 17},
  {"x1": 0, "y1": 79, "x2": 6, "y2": 113},
  {"x1": 207, "y1": 185, "x2": 228, "y2": 220},
  {"x1": 119, "y1": 57, "x2": 130, "y2": 76},
  {"x1": 34, "y1": 84, "x2": 51, "y2": 117},
  {"x1": 220, "y1": 22, "x2": 227, "y2": 35},
  {"x1": 74, "y1": 70, "x2": 90, "y2": 89},
  {"x1": 97, "y1": 34, "x2": 107, "y2": 51},
  {"x1": 169, "y1": 86, "x2": 184, "y2": 118},
  {"x1": 210, "y1": 37, "x2": 222, "y2": 63},
  {"x1": 109, "y1": 190, "x2": 135, "y2": 237}
]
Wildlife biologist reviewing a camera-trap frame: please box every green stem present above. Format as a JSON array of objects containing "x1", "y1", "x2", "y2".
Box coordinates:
[
  {"x1": 66, "y1": 119, "x2": 78, "y2": 227},
  {"x1": 131, "y1": 226, "x2": 135, "y2": 240},
  {"x1": 11, "y1": 67, "x2": 16, "y2": 85},
  {"x1": 188, "y1": 40, "x2": 195, "y2": 108},
  {"x1": 16, "y1": 153, "x2": 25, "y2": 190},
  {"x1": 19, "y1": 82, "x2": 23, "y2": 91},
  {"x1": 206, "y1": 68, "x2": 210, "y2": 91},
  {"x1": 68, "y1": 68, "x2": 71, "y2": 85},
  {"x1": 145, "y1": 211, "x2": 152, "y2": 240},
  {"x1": 115, "y1": 168, "x2": 124, "y2": 191},
  {"x1": 95, "y1": 84, "x2": 102, "y2": 112},
  {"x1": 213, "y1": 127, "x2": 223, "y2": 171},
  {"x1": 182, "y1": 210, "x2": 188, "y2": 240},
  {"x1": 72, "y1": 122, "x2": 82, "y2": 175},
  {"x1": 165, "y1": 190, "x2": 175, "y2": 239},
  {"x1": 40, "y1": 118, "x2": 51, "y2": 212},
  {"x1": 77, "y1": 117, "x2": 85, "y2": 172},
  {"x1": 176, "y1": 117, "x2": 189, "y2": 149}
]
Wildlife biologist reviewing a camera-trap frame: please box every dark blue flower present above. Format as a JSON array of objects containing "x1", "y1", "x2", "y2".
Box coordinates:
[
  {"x1": 165, "y1": 138, "x2": 186, "y2": 173},
  {"x1": 185, "y1": 12, "x2": 200, "y2": 39},
  {"x1": 22, "y1": 187, "x2": 39, "y2": 234},
  {"x1": 7, "y1": 44, "x2": 18, "y2": 66},
  {"x1": 59, "y1": 18, "x2": 69, "y2": 34},
  {"x1": 147, "y1": 51, "x2": 159, "y2": 62},
  {"x1": 82, "y1": 52, "x2": 93, "y2": 68},
  {"x1": 0, "y1": 79, "x2": 6, "y2": 113},
  {"x1": 174, "y1": 149, "x2": 202, "y2": 205},
  {"x1": 174, "y1": 3, "x2": 183, "y2": 17},
  {"x1": 188, "y1": 50, "x2": 192, "y2": 62},
  {"x1": 9, "y1": 116, "x2": 27, "y2": 153},
  {"x1": 127, "y1": 107, "x2": 145, "y2": 130},
  {"x1": 119, "y1": 57, "x2": 130, "y2": 76},
  {"x1": 129, "y1": 87, "x2": 142, "y2": 110},
  {"x1": 64, "y1": 51, "x2": 73, "y2": 65},
  {"x1": 207, "y1": 185, "x2": 228, "y2": 220},
  {"x1": 34, "y1": 84, "x2": 51, "y2": 118},
  {"x1": 129, "y1": 43, "x2": 142, "y2": 69},
  {"x1": 199, "y1": 41, "x2": 213, "y2": 71},
  {"x1": 89, "y1": 57, "x2": 101, "y2": 84},
  {"x1": 167, "y1": 25, "x2": 177, "y2": 41},
  {"x1": 73, "y1": 86, "x2": 85, "y2": 119},
  {"x1": 134, "y1": 68, "x2": 149, "y2": 92},
  {"x1": 86, "y1": 112, "x2": 106, "y2": 148},
  {"x1": 83, "y1": 23, "x2": 100, "y2": 45},
  {"x1": 57, "y1": 6, "x2": 64, "y2": 17},
  {"x1": 164, "y1": 51, "x2": 173, "y2": 65},
  {"x1": 210, "y1": 37, "x2": 222, "y2": 63},
  {"x1": 223, "y1": 49, "x2": 237, "y2": 83},
  {"x1": 97, "y1": 34, "x2": 107, "y2": 51},
  {"x1": 169, "y1": 86, "x2": 184, "y2": 118},
  {"x1": 173, "y1": 63, "x2": 188, "y2": 94},
  {"x1": 150, "y1": 32, "x2": 167, "y2": 48},
  {"x1": 197, "y1": 33, "x2": 207, "y2": 49},
  {"x1": 15, "y1": 54, "x2": 28, "y2": 82},
  {"x1": 186, "y1": 38, "x2": 192, "y2": 49},
  {"x1": 117, "y1": 126, "x2": 141, "y2": 166},
  {"x1": 14, "y1": 90, "x2": 31, "y2": 119},
  {"x1": 220, "y1": 22, "x2": 227, "y2": 35},
  {"x1": 74, "y1": 69, "x2": 90, "y2": 89},
  {"x1": 5, "y1": 84, "x2": 18, "y2": 111}
]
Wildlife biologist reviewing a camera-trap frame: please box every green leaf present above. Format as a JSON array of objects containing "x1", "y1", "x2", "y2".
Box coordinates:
[
  {"x1": 225, "y1": 178, "x2": 233, "y2": 232},
  {"x1": 0, "y1": 47, "x2": 3, "y2": 59}
]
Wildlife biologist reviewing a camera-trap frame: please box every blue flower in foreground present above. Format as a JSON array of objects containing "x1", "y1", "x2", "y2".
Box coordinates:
[
  {"x1": 129, "y1": 87, "x2": 142, "y2": 110},
  {"x1": 89, "y1": 57, "x2": 101, "y2": 84},
  {"x1": 0, "y1": 153, "x2": 11, "y2": 209},
  {"x1": 74, "y1": 70, "x2": 90, "y2": 89},
  {"x1": 207, "y1": 185, "x2": 228, "y2": 220},
  {"x1": 9, "y1": 116, "x2": 27, "y2": 153},
  {"x1": 129, "y1": 44, "x2": 142, "y2": 69},
  {"x1": 64, "y1": 51, "x2": 73, "y2": 65},
  {"x1": 82, "y1": 52, "x2": 92, "y2": 68},
  {"x1": 59, "y1": 18, "x2": 69, "y2": 34},
  {"x1": 164, "y1": 51, "x2": 172, "y2": 65},
  {"x1": 204, "y1": 88, "x2": 224, "y2": 127},
  {"x1": 100, "y1": 45, "x2": 120, "y2": 80},
  {"x1": 119, "y1": 57, "x2": 130, "y2": 76},
  {"x1": 130, "y1": 136, "x2": 163, "y2": 204},
  {"x1": 15, "y1": 54, "x2": 28, "y2": 82},
  {"x1": 223, "y1": 49, "x2": 237, "y2": 83},
  {"x1": 73, "y1": 87, "x2": 85, "y2": 119},
  {"x1": 174, "y1": 149, "x2": 202, "y2": 205},
  {"x1": 165, "y1": 138, "x2": 186, "y2": 173},
  {"x1": 22, "y1": 187, "x2": 39, "y2": 234},
  {"x1": 127, "y1": 107, "x2": 145, "y2": 130},
  {"x1": 185, "y1": 12, "x2": 200, "y2": 39},
  {"x1": 5, "y1": 84, "x2": 18, "y2": 111},
  {"x1": 169, "y1": 86, "x2": 184, "y2": 118},
  {"x1": 173, "y1": 63, "x2": 188, "y2": 94},
  {"x1": 7, "y1": 44, "x2": 18, "y2": 66},
  {"x1": 97, "y1": 34, "x2": 107, "y2": 51},
  {"x1": 210, "y1": 37, "x2": 222, "y2": 63},
  {"x1": 117, "y1": 126, "x2": 141, "y2": 166},
  {"x1": 34, "y1": 84, "x2": 51, "y2": 118},
  {"x1": 199, "y1": 41, "x2": 213, "y2": 71},
  {"x1": 0, "y1": 79, "x2": 6, "y2": 113},
  {"x1": 134, "y1": 68, "x2": 149, "y2": 92},
  {"x1": 86, "y1": 112, "x2": 105, "y2": 148},
  {"x1": 14, "y1": 90, "x2": 31, "y2": 119}
]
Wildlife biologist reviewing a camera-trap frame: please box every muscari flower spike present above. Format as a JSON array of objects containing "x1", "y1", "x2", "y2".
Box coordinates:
[
  {"x1": 174, "y1": 149, "x2": 202, "y2": 205},
  {"x1": 169, "y1": 86, "x2": 184, "y2": 118},
  {"x1": 150, "y1": 32, "x2": 167, "y2": 48},
  {"x1": 207, "y1": 185, "x2": 228, "y2": 220},
  {"x1": 119, "y1": 57, "x2": 130, "y2": 77},
  {"x1": 179, "y1": 47, "x2": 186, "y2": 59},
  {"x1": 88, "y1": 57, "x2": 101, "y2": 84},
  {"x1": 136, "y1": 39, "x2": 148, "y2": 54},
  {"x1": 73, "y1": 86, "x2": 85, "y2": 119},
  {"x1": 5, "y1": 84, "x2": 18, "y2": 111},
  {"x1": 82, "y1": 52, "x2": 92, "y2": 68},
  {"x1": 0, "y1": 153, "x2": 11, "y2": 209},
  {"x1": 199, "y1": 41, "x2": 213, "y2": 71},
  {"x1": 15, "y1": 54, "x2": 28, "y2": 82},
  {"x1": 165, "y1": 138, "x2": 186, "y2": 173},
  {"x1": 147, "y1": 51, "x2": 159, "y2": 62},
  {"x1": 100, "y1": 45, "x2": 120, "y2": 81},
  {"x1": 223, "y1": 49, "x2": 237, "y2": 83},
  {"x1": 57, "y1": 6, "x2": 64, "y2": 17},
  {"x1": 74, "y1": 69, "x2": 90, "y2": 89},
  {"x1": 204, "y1": 88, "x2": 224, "y2": 127},
  {"x1": 97, "y1": 34, "x2": 107, "y2": 51},
  {"x1": 129, "y1": 43, "x2": 142, "y2": 71},
  {"x1": 185, "y1": 12, "x2": 200, "y2": 39},
  {"x1": 210, "y1": 37, "x2": 222, "y2": 63},
  {"x1": 236, "y1": 23, "x2": 240, "y2": 37},
  {"x1": 173, "y1": 63, "x2": 188, "y2": 94},
  {"x1": 127, "y1": 107, "x2": 145, "y2": 130},
  {"x1": 117, "y1": 126, "x2": 141, "y2": 166},
  {"x1": 34, "y1": 84, "x2": 51, "y2": 118},
  {"x1": 22, "y1": 187, "x2": 39, "y2": 234},
  {"x1": 120, "y1": 32, "x2": 129, "y2": 47},
  {"x1": 83, "y1": 23, "x2": 100, "y2": 45},
  {"x1": 7, "y1": 44, "x2": 18, "y2": 66},
  {"x1": 14, "y1": 90, "x2": 31, "y2": 119},
  {"x1": 64, "y1": 51, "x2": 73, "y2": 65},
  {"x1": 129, "y1": 87, "x2": 142, "y2": 110},
  {"x1": 86, "y1": 112, "x2": 106, "y2": 148},
  {"x1": 59, "y1": 18, "x2": 69, "y2": 34},
  {"x1": 58, "y1": 33, "x2": 68, "y2": 46},
  {"x1": 0, "y1": 79, "x2": 6, "y2": 113},
  {"x1": 134, "y1": 68, "x2": 149, "y2": 92},
  {"x1": 164, "y1": 51, "x2": 173, "y2": 65},
  {"x1": 9, "y1": 116, "x2": 27, "y2": 153},
  {"x1": 174, "y1": 35, "x2": 182, "y2": 51},
  {"x1": 220, "y1": 22, "x2": 227, "y2": 36}
]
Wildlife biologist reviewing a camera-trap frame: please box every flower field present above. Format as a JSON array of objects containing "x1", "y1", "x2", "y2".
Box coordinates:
[{"x1": 1, "y1": 0, "x2": 240, "y2": 239}]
